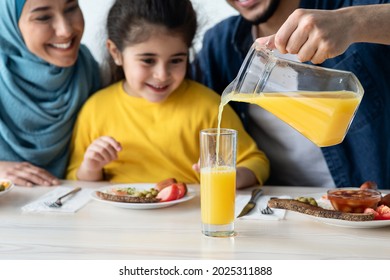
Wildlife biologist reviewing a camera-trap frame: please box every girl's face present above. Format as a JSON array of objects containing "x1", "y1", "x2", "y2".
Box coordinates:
[
  {"x1": 108, "y1": 31, "x2": 188, "y2": 103},
  {"x1": 18, "y1": 0, "x2": 84, "y2": 67}
]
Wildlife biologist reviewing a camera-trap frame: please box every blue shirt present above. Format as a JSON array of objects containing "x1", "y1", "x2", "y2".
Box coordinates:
[{"x1": 191, "y1": 0, "x2": 390, "y2": 189}]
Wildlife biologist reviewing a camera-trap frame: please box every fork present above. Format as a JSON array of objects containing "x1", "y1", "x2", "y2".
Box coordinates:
[
  {"x1": 260, "y1": 197, "x2": 277, "y2": 214},
  {"x1": 45, "y1": 187, "x2": 82, "y2": 208},
  {"x1": 260, "y1": 206, "x2": 274, "y2": 215}
]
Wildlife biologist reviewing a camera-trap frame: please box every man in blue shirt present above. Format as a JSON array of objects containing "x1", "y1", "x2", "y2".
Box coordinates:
[{"x1": 191, "y1": 0, "x2": 390, "y2": 189}]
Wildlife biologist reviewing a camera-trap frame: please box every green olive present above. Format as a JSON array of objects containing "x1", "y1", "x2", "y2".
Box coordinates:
[{"x1": 295, "y1": 196, "x2": 318, "y2": 207}]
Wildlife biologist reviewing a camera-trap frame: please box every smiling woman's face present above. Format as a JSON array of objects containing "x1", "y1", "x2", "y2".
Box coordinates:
[{"x1": 18, "y1": 0, "x2": 84, "y2": 67}]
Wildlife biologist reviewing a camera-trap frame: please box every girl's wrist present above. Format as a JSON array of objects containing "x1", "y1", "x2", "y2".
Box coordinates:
[{"x1": 77, "y1": 163, "x2": 104, "y2": 181}]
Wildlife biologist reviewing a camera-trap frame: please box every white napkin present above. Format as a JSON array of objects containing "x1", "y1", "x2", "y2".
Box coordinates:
[
  {"x1": 22, "y1": 186, "x2": 91, "y2": 213},
  {"x1": 235, "y1": 194, "x2": 290, "y2": 220}
]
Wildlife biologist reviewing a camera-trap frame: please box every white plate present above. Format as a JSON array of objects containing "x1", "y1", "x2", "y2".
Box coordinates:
[
  {"x1": 91, "y1": 183, "x2": 196, "y2": 209},
  {"x1": 308, "y1": 215, "x2": 390, "y2": 228},
  {"x1": 0, "y1": 179, "x2": 14, "y2": 197},
  {"x1": 303, "y1": 192, "x2": 390, "y2": 229}
]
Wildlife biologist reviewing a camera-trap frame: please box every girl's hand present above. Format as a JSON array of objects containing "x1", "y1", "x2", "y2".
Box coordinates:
[
  {"x1": 0, "y1": 161, "x2": 60, "y2": 187},
  {"x1": 81, "y1": 136, "x2": 122, "y2": 172},
  {"x1": 192, "y1": 159, "x2": 200, "y2": 173},
  {"x1": 192, "y1": 160, "x2": 258, "y2": 189}
]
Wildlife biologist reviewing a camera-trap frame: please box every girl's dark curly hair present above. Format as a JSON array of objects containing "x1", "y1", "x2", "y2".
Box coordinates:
[{"x1": 105, "y1": 0, "x2": 197, "y2": 83}]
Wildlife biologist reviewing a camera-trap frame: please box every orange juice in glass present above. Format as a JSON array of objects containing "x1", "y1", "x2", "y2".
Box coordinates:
[
  {"x1": 200, "y1": 128, "x2": 237, "y2": 237},
  {"x1": 201, "y1": 166, "x2": 236, "y2": 225}
]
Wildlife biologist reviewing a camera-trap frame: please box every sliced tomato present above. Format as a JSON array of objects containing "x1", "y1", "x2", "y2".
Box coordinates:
[
  {"x1": 176, "y1": 182, "x2": 188, "y2": 199},
  {"x1": 377, "y1": 204, "x2": 390, "y2": 213},
  {"x1": 156, "y1": 184, "x2": 179, "y2": 202},
  {"x1": 366, "y1": 205, "x2": 390, "y2": 220},
  {"x1": 376, "y1": 205, "x2": 390, "y2": 220},
  {"x1": 364, "y1": 208, "x2": 380, "y2": 220},
  {"x1": 381, "y1": 213, "x2": 390, "y2": 220},
  {"x1": 155, "y1": 178, "x2": 177, "y2": 192}
]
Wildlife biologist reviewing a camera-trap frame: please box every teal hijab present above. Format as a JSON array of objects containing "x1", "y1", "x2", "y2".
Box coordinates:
[{"x1": 0, "y1": 0, "x2": 100, "y2": 177}]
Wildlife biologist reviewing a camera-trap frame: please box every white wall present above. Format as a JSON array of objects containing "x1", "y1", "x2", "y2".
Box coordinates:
[{"x1": 79, "y1": 0, "x2": 237, "y2": 63}]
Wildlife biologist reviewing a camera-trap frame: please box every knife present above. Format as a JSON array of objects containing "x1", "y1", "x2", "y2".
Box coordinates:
[{"x1": 237, "y1": 187, "x2": 264, "y2": 218}]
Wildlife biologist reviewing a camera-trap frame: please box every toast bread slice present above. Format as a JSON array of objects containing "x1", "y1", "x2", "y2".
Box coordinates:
[
  {"x1": 268, "y1": 198, "x2": 375, "y2": 221},
  {"x1": 96, "y1": 191, "x2": 160, "y2": 203}
]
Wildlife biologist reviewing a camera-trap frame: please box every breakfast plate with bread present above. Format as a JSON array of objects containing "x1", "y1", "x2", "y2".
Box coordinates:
[
  {"x1": 90, "y1": 179, "x2": 196, "y2": 209},
  {"x1": 300, "y1": 191, "x2": 390, "y2": 228},
  {"x1": 268, "y1": 183, "x2": 390, "y2": 228}
]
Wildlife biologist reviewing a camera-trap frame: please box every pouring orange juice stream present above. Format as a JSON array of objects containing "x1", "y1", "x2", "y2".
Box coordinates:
[{"x1": 203, "y1": 58, "x2": 362, "y2": 227}]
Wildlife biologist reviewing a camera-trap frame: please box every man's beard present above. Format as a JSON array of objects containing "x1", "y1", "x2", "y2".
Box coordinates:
[{"x1": 249, "y1": 0, "x2": 281, "y2": 25}]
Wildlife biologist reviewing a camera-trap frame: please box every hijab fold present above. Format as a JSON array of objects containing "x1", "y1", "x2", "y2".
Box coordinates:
[{"x1": 0, "y1": 0, "x2": 100, "y2": 177}]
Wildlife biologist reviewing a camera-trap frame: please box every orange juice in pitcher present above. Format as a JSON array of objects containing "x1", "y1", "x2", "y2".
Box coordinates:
[
  {"x1": 223, "y1": 90, "x2": 361, "y2": 147},
  {"x1": 220, "y1": 43, "x2": 364, "y2": 147}
]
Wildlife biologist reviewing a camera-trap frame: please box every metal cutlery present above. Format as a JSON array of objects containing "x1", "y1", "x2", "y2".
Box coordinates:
[
  {"x1": 260, "y1": 206, "x2": 274, "y2": 215},
  {"x1": 237, "y1": 187, "x2": 263, "y2": 218},
  {"x1": 45, "y1": 187, "x2": 82, "y2": 208},
  {"x1": 260, "y1": 197, "x2": 277, "y2": 214}
]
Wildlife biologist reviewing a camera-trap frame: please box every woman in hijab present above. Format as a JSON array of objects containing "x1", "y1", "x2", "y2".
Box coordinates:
[{"x1": 0, "y1": 0, "x2": 100, "y2": 186}]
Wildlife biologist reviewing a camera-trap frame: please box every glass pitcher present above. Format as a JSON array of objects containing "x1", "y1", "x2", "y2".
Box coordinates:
[{"x1": 221, "y1": 43, "x2": 364, "y2": 147}]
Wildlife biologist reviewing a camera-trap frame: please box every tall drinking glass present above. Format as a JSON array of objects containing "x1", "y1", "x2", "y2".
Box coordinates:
[{"x1": 200, "y1": 128, "x2": 237, "y2": 237}]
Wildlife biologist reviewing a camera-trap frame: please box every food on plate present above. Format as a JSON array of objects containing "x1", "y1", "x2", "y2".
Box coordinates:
[
  {"x1": 364, "y1": 205, "x2": 390, "y2": 220},
  {"x1": 295, "y1": 196, "x2": 318, "y2": 207},
  {"x1": 96, "y1": 187, "x2": 160, "y2": 203},
  {"x1": 155, "y1": 178, "x2": 177, "y2": 191},
  {"x1": 358, "y1": 180, "x2": 390, "y2": 207},
  {"x1": 379, "y1": 193, "x2": 390, "y2": 207},
  {"x1": 268, "y1": 198, "x2": 375, "y2": 221},
  {"x1": 327, "y1": 189, "x2": 382, "y2": 213},
  {"x1": 156, "y1": 182, "x2": 188, "y2": 202},
  {"x1": 156, "y1": 184, "x2": 179, "y2": 202},
  {"x1": 176, "y1": 182, "x2": 187, "y2": 199},
  {"x1": 359, "y1": 181, "x2": 378, "y2": 190},
  {"x1": 0, "y1": 181, "x2": 12, "y2": 192},
  {"x1": 96, "y1": 178, "x2": 189, "y2": 203},
  {"x1": 269, "y1": 183, "x2": 388, "y2": 222},
  {"x1": 357, "y1": 181, "x2": 390, "y2": 206}
]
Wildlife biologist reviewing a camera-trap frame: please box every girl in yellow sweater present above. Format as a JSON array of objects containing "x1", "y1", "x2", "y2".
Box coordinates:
[{"x1": 66, "y1": 0, "x2": 269, "y2": 189}]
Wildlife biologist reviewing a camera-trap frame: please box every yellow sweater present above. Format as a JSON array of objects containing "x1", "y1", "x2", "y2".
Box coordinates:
[{"x1": 66, "y1": 80, "x2": 269, "y2": 184}]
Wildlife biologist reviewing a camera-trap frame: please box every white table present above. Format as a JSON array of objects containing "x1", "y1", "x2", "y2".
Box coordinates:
[{"x1": 1, "y1": 181, "x2": 389, "y2": 260}]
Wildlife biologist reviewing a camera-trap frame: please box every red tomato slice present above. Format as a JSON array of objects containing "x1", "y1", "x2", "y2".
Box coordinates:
[
  {"x1": 156, "y1": 184, "x2": 179, "y2": 202},
  {"x1": 176, "y1": 182, "x2": 188, "y2": 199},
  {"x1": 375, "y1": 205, "x2": 390, "y2": 220},
  {"x1": 381, "y1": 213, "x2": 390, "y2": 220},
  {"x1": 364, "y1": 208, "x2": 380, "y2": 220},
  {"x1": 155, "y1": 178, "x2": 177, "y2": 192},
  {"x1": 376, "y1": 205, "x2": 390, "y2": 214},
  {"x1": 365, "y1": 205, "x2": 390, "y2": 220}
]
